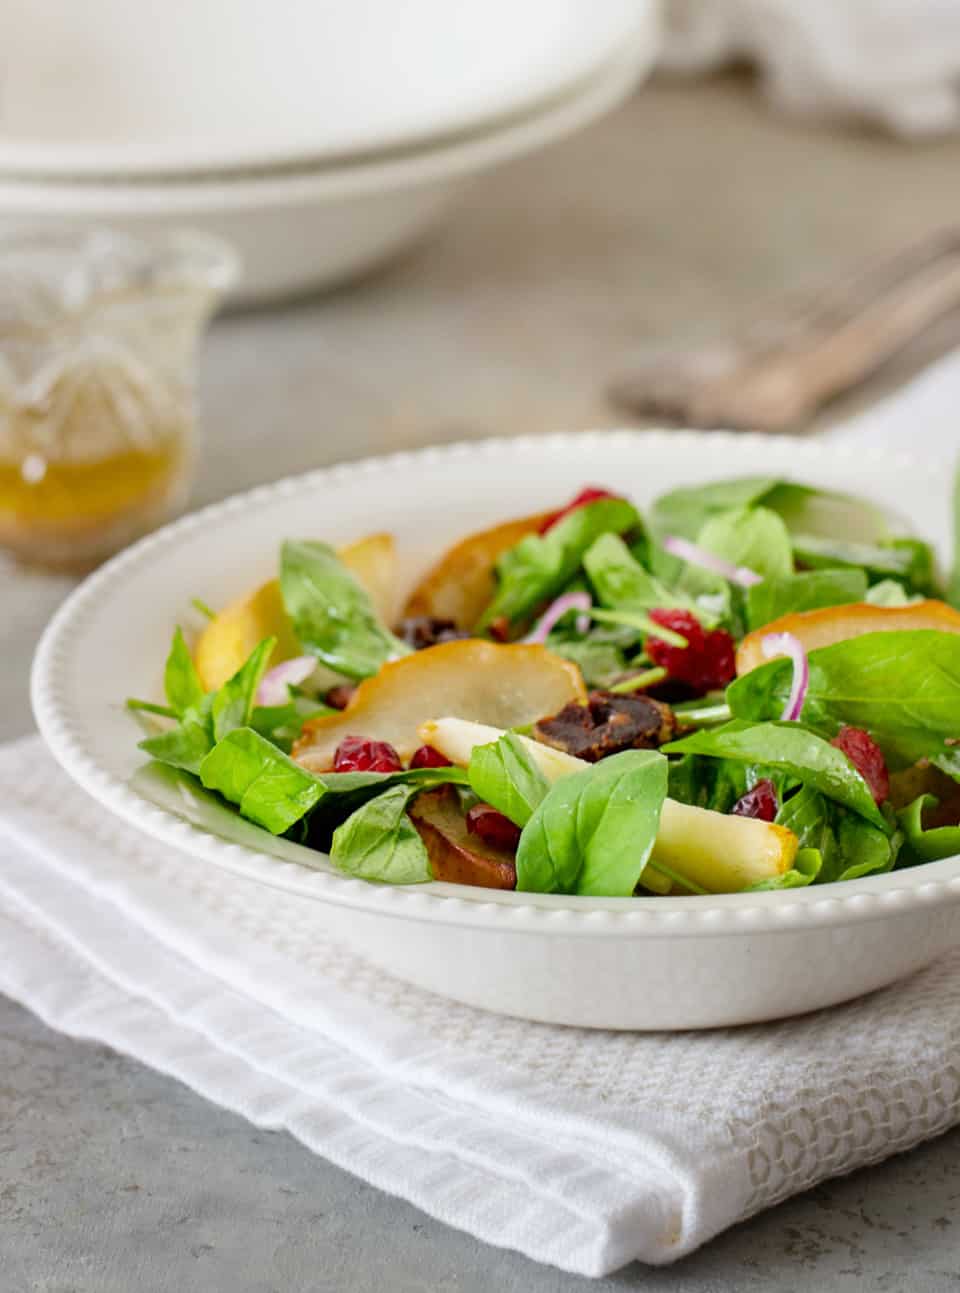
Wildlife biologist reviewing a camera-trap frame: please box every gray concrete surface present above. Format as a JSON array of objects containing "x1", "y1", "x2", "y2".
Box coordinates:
[{"x1": 4, "y1": 75, "x2": 960, "y2": 1289}]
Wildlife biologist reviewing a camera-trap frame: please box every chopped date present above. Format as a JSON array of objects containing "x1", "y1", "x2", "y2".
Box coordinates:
[
  {"x1": 534, "y1": 691, "x2": 676, "y2": 763},
  {"x1": 395, "y1": 616, "x2": 470, "y2": 650}
]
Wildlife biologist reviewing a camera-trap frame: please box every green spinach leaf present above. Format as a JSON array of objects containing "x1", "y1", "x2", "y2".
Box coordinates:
[
  {"x1": 163, "y1": 626, "x2": 205, "y2": 717},
  {"x1": 864, "y1": 580, "x2": 924, "y2": 608},
  {"x1": 477, "y1": 497, "x2": 640, "y2": 631},
  {"x1": 330, "y1": 784, "x2": 432, "y2": 884},
  {"x1": 744, "y1": 847, "x2": 822, "y2": 891},
  {"x1": 792, "y1": 534, "x2": 938, "y2": 596},
  {"x1": 696, "y1": 505, "x2": 794, "y2": 582},
  {"x1": 515, "y1": 749, "x2": 668, "y2": 896},
  {"x1": 280, "y1": 540, "x2": 409, "y2": 680},
  {"x1": 583, "y1": 532, "x2": 697, "y2": 616},
  {"x1": 663, "y1": 720, "x2": 887, "y2": 828},
  {"x1": 746, "y1": 569, "x2": 868, "y2": 632},
  {"x1": 728, "y1": 630, "x2": 960, "y2": 770},
  {"x1": 139, "y1": 712, "x2": 214, "y2": 777},
  {"x1": 211, "y1": 636, "x2": 275, "y2": 741},
  {"x1": 544, "y1": 637, "x2": 629, "y2": 688},
  {"x1": 199, "y1": 726, "x2": 326, "y2": 834},
  {"x1": 468, "y1": 732, "x2": 550, "y2": 827},
  {"x1": 899, "y1": 795, "x2": 960, "y2": 863}
]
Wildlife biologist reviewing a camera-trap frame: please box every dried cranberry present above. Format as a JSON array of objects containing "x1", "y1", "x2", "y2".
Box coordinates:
[
  {"x1": 538, "y1": 486, "x2": 621, "y2": 534},
  {"x1": 831, "y1": 727, "x2": 890, "y2": 805},
  {"x1": 325, "y1": 684, "x2": 356, "y2": 711},
  {"x1": 333, "y1": 735, "x2": 404, "y2": 774},
  {"x1": 646, "y1": 609, "x2": 736, "y2": 695},
  {"x1": 409, "y1": 745, "x2": 452, "y2": 769},
  {"x1": 487, "y1": 616, "x2": 511, "y2": 643},
  {"x1": 732, "y1": 779, "x2": 779, "y2": 822},
  {"x1": 466, "y1": 803, "x2": 522, "y2": 851}
]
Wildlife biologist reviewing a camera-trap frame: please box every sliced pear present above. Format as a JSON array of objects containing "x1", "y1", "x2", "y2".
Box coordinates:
[
  {"x1": 401, "y1": 512, "x2": 551, "y2": 630},
  {"x1": 292, "y1": 640, "x2": 587, "y2": 771},
  {"x1": 737, "y1": 599, "x2": 960, "y2": 676},
  {"x1": 421, "y1": 716, "x2": 797, "y2": 893},
  {"x1": 193, "y1": 533, "x2": 397, "y2": 692}
]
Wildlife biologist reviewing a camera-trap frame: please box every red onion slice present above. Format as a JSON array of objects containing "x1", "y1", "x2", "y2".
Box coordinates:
[
  {"x1": 762, "y1": 631, "x2": 809, "y2": 721},
  {"x1": 524, "y1": 592, "x2": 593, "y2": 644},
  {"x1": 256, "y1": 655, "x2": 317, "y2": 707},
  {"x1": 662, "y1": 535, "x2": 762, "y2": 587}
]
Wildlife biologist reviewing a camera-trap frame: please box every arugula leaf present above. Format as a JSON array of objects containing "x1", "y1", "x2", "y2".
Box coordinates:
[
  {"x1": 746, "y1": 569, "x2": 868, "y2": 632},
  {"x1": 199, "y1": 726, "x2": 326, "y2": 834},
  {"x1": 330, "y1": 784, "x2": 432, "y2": 884},
  {"x1": 663, "y1": 720, "x2": 887, "y2": 828},
  {"x1": 280, "y1": 540, "x2": 409, "y2": 680},
  {"x1": 696, "y1": 506, "x2": 794, "y2": 582},
  {"x1": 745, "y1": 847, "x2": 822, "y2": 891},
  {"x1": 792, "y1": 534, "x2": 938, "y2": 595},
  {"x1": 211, "y1": 637, "x2": 275, "y2": 741},
  {"x1": 163, "y1": 626, "x2": 206, "y2": 717},
  {"x1": 950, "y1": 458, "x2": 960, "y2": 610},
  {"x1": 728, "y1": 630, "x2": 960, "y2": 770},
  {"x1": 515, "y1": 749, "x2": 668, "y2": 896},
  {"x1": 650, "y1": 478, "x2": 890, "y2": 545},
  {"x1": 477, "y1": 497, "x2": 640, "y2": 631},
  {"x1": 583, "y1": 532, "x2": 696, "y2": 616},
  {"x1": 468, "y1": 732, "x2": 550, "y2": 827},
  {"x1": 899, "y1": 795, "x2": 960, "y2": 864}
]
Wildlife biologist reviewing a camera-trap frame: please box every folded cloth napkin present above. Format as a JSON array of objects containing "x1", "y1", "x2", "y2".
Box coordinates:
[{"x1": 5, "y1": 735, "x2": 960, "y2": 1278}]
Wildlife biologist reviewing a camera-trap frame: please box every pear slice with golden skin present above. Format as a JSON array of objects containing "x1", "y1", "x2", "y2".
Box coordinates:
[{"x1": 193, "y1": 533, "x2": 396, "y2": 692}]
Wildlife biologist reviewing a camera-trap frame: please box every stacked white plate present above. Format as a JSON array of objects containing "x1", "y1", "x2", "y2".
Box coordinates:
[{"x1": 0, "y1": 1, "x2": 659, "y2": 304}]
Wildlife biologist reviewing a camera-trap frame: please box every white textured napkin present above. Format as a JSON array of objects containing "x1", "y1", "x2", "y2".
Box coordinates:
[
  {"x1": 5, "y1": 735, "x2": 960, "y2": 1277},
  {"x1": 6, "y1": 359, "x2": 960, "y2": 1278}
]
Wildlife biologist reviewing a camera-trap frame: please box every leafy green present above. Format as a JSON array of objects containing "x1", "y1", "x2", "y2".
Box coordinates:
[
  {"x1": 330, "y1": 784, "x2": 432, "y2": 884},
  {"x1": 663, "y1": 720, "x2": 887, "y2": 828},
  {"x1": 899, "y1": 795, "x2": 960, "y2": 863},
  {"x1": 211, "y1": 637, "x2": 275, "y2": 741},
  {"x1": 776, "y1": 785, "x2": 836, "y2": 866},
  {"x1": 139, "y1": 713, "x2": 215, "y2": 777},
  {"x1": 728, "y1": 630, "x2": 960, "y2": 770},
  {"x1": 696, "y1": 506, "x2": 794, "y2": 582},
  {"x1": 745, "y1": 848, "x2": 822, "y2": 891},
  {"x1": 950, "y1": 459, "x2": 960, "y2": 610},
  {"x1": 199, "y1": 726, "x2": 326, "y2": 834},
  {"x1": 515, "y1": 749, "x2": 668, "y2": 896},
  {"x1": 544, "y1": 637, "x2": 628, "y2": 688},
  {"x1": 746, "y1": 569, "x2": 868, "y2": 632},
  {"x1": 249, "y1": 693, "x2": 332, "y2": 753},
  {"x1": 583, "y1": 532, "x2": 696, "y2": 616},
  {"x1": 468, "y1": 732, "x2": 550, "y2": 827},
  {"x1": 933, "y1": 748, "x2": 960, "y2": 784},
  {"x1": 199, "y1": 726, "x2": 467, "y2": 837},
  {"x1": 792, "y1": 534, "x2": 938, "y2": 595},
  {"x1": 667, "y1": 754, "x2": 749, "y2": 814},
  {"x1": 832, "y1": 810, "x2": 901, "y2": 881},
  {"x1": 477, "y1": 497, "x2": 640, "y2": 631},
  {"x1": 864, "y1": 580, "x2": 923, "y2": 607},
  {"x1": 650, "y1": 478, "x2": 890, "y2": 544},
  {"x1": 163, "y1": 626, "x2": 206, "y2": 717},
  {"x1": 772, "y1": 783, "x2": 899, "y2": 883},
  {"x1": 280, "y1": 540, "x2": 409, "y2": 680}
]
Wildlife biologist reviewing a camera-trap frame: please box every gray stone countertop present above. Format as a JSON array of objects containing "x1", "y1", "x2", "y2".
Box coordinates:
[{"x1": 5, "y1": 75, "x2": 960, "y2": 1290}]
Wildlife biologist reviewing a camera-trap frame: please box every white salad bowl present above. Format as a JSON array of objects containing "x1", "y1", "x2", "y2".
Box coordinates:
[{"x1": 31, "y1": 431, "x2": 960, "y2": 1030}]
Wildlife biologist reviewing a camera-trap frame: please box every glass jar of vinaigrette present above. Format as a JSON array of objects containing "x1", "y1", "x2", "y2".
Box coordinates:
[{"x1": 0, "y1": 229, "x2": 236, "y2": 570}]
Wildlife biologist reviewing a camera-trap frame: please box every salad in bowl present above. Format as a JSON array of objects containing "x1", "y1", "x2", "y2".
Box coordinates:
[{"x1": 129, "y1": 472, "x2": 960, "y2": 901}]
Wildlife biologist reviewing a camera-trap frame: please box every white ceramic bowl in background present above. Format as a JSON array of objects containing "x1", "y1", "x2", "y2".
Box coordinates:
[
  {"x1": 2, "y1": 0, "x2": 653, "y2": 178},
  {"x1": 0, "y1": 46, "x2": 650, "y2": 305},
  {"x1": 31, "y1": 431, "x2": 960, "y2": 1030}
]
